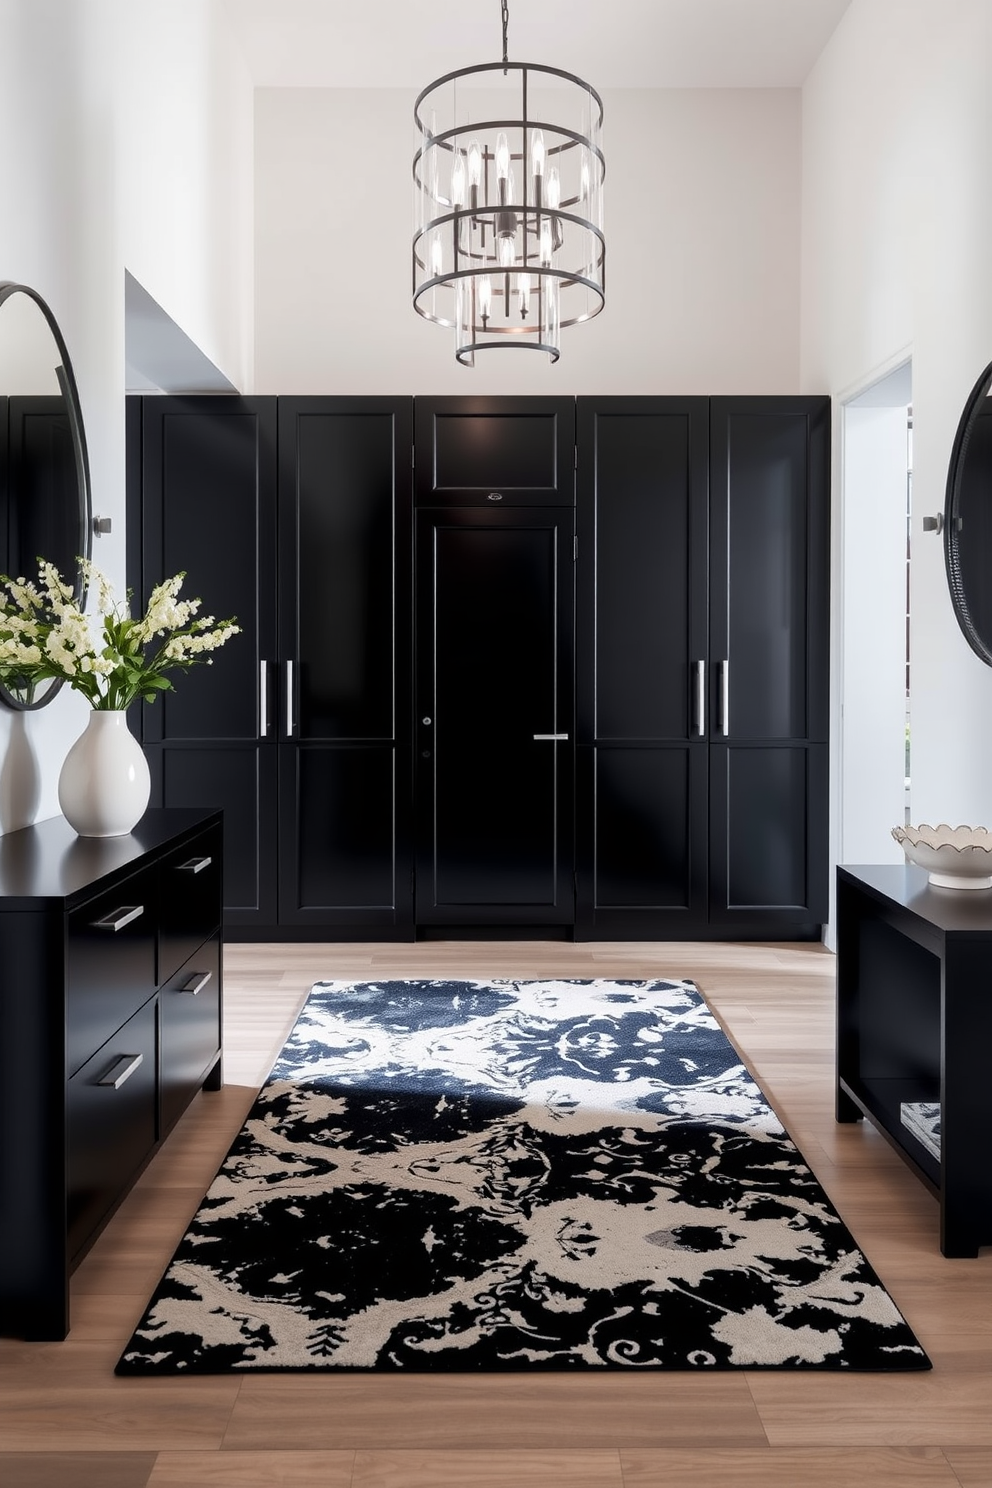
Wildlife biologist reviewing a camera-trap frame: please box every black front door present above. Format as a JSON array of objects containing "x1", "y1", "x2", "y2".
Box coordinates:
[{"x1": 416, "y1": 506, "x2": 574, "y2": 925}]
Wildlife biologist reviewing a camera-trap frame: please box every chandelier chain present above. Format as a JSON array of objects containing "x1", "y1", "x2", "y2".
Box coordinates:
[{"x1": 501, "y1": 0, "x2": 509, "y2": 71}]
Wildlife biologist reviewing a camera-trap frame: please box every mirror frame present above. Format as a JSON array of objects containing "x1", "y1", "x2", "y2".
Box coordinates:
[
  {"x1": 944, "y1": 357, "x2": 992, "y2": 667},
  {"x1": 0, "y1": 280, "x2": 92, "y2": 710}
]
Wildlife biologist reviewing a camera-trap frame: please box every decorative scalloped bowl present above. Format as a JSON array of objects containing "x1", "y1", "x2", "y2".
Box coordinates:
[{"x1": 892, "y1": 824, "x2": 992, "y2": 889}]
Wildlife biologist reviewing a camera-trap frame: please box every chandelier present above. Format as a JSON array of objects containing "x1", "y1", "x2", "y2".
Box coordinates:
[{"x1": 412, "y1": 1, "x2": 605, "y2": 366}]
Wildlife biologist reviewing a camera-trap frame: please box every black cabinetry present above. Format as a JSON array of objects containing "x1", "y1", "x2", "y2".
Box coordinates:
[
  {"x1": 836, "y1": 864, "x2": 992, "y2": 1257},
  {"x1": 130, "y1": 396, "x2": 413, "y2": 938},
  {"x1": 129, "y1": 394, "x2": 828, "y2": 942},
  {"x1": 0, "y1": 808, "x2": 222, "y2": 1340},
  {"x1": 576, "y1": 396, "x2": 829, "y2": 938}
]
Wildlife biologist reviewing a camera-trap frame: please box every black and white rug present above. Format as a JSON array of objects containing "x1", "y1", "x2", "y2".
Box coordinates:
[{"x1": 116, "y1": 978, "x2": 930, "y2": 1373}]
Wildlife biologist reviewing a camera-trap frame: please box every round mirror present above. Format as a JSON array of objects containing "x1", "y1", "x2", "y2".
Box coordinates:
[
  {"x1": 944, "y1": 358, "x2": 992, "y2": 666},
  {"x1": 0, "y1": 281, "x2": 92, "y2": 708}
]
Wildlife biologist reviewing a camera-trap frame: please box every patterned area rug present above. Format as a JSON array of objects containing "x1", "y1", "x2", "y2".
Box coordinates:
[{"x1": 116, "y1": 978, "x2": 930, "y2": 1373}]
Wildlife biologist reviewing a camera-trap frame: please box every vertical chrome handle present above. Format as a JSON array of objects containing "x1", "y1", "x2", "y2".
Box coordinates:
[
  {"x1": 286, "y1": 660, "x2": 295, "y2": 737},
  {"x1": 259, "y1": 660, "x2": 269, "y2": 738},
  {"x1": 718, "y1": 659, "x2": 730, "y2": 737},
  {"x1": 692, "y1": 660, "x2": 705, "y2": 737}
]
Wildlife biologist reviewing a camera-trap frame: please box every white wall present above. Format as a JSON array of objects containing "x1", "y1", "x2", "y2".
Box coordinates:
[
  {"x1": 803, "y1": 0, "x2": 992, "y2": 881},
  {"x1": 0, "y1": 0, "x2": 253, "y2": 833},
  {"x1": 254, "y1": 87, "x2": 802, "y2": 395},
  {"x1": 840, "y1": 402, "x2": 908, "y2": 864}
]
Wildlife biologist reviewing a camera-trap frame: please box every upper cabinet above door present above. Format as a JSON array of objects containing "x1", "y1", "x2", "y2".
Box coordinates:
[{"x1": 415, "y1": 397, "x2": 576, "y2": 507}]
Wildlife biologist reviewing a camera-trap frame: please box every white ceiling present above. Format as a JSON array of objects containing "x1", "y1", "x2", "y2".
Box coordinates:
[{"x1": 224, "y1": 0, "x2": 855, "y2": 90}]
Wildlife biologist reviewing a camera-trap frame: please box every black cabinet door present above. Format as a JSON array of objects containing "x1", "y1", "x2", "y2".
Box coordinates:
[
  {"x1": 416, "y1": 506, "x2": 574, "y2": 925},
  {"x1": 132, "y1": 396, "x2": 279, "y2": 929},
  {"x1": 415, "y1": 396, "x2": 575, "y2": 506},
  {"x1": 276, "y1": 398, "x2": 413, "y2": 931},
  {"x1": 575, "y1": 398, "x2": 710, "y2": 936},
  {"x1": 708, "y1": 398, "x2": 830, "y2": 929}
]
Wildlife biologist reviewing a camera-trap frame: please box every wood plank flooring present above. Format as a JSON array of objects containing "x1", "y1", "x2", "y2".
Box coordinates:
[{"x1": 1, "y1": 939, "x2": 989, "y2": 1488}]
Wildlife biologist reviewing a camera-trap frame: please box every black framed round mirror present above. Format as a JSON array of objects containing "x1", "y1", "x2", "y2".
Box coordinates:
[
  {"x1": 944, "y1": 358, "x2": 992, "y2": 666},
  {"x1": 0, "y1": 281, "x2": 92, "y2": 709}
]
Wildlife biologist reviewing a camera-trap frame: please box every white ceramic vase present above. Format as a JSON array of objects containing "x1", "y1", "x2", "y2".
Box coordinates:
[{"x1": 58, "y1": 710, "x2": 151, "y2": 837}]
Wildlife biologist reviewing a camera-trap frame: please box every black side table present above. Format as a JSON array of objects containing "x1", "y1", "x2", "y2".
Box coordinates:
[{"x1": 837, "y1": 863, "x2": 992, "y2": 1257}]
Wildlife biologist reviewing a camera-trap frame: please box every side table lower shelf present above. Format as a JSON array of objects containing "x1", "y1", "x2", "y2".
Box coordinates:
[{"x1": 837, "y1": 1074, "x2": 940, "y2": 1194}]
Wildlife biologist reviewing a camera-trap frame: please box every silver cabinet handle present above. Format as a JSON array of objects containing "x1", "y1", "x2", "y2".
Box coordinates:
[
  {"x1": 259, "y1": 659, "x2": 269, "y2": 738},
  {"x1": 177, "y1": 855, "x2": 212, "y2": 874},
  {"x1": 718, "y1": 659, "x2": 730, "y2": 736},
  {"x1": 92, "y1": 905, "x2": 144, "y2": 932},
  {"x1": 692, "y1": 660, "x2": 705, "y2": 737},
  {"x1": 179, "y1": 970, "x2": 212, "y2": 997},
  {"x1": 286, "y1": 659, "x2": 295, "y2": 737},
  {"x1": 533, "y1": 733, "x2": 569, "y2": 741},
  {"x1": 97, "y1": 1052, "x2": 143, "y2": 1089}
]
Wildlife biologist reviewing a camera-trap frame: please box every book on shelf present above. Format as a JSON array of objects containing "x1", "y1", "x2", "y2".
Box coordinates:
[{"x1": 899, "y1": 1101, "x2": 941, "y2": 1160}]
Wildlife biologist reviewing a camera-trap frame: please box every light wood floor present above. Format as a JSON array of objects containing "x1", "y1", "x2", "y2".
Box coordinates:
[{"x1": 1, "y1": 939, "x2": 990, "y2": 1488}]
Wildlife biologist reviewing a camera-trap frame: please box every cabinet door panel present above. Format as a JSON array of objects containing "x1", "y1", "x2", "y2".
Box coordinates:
[
  {"x1": 710, "y1": 743, "x2": 827, "y2": 924},
  {"x1": 594, "y1": 746, "x2": 698, "y2": 909},
  {"x1": 711, "y1": 401, "x2": 829, "y2": 743},
  {"x1": 281, "y1": 402, "x2": 405, "y2": 740},
  {"x1": 576, "y1": 398, "x2": 709, "y2": 935},
  {"x1": 416, "y1": 397, "x2": 575, "y2": 506},
  {"x1": 277, "y1": 399, "x2": 412, "y2": 932},
  {"x1": 151, "y1": 744, "x2": 277, "y2": 928},
  {"x1": 132, "y1": 397, "x2": 278, "y2": 933},
  {"x1": 417, "y1": 508, "x2": 573, "y2": 922},
  {"x1": 138, "y1": 398, "x2": 277, "y2": 745},
  {"x1": 591, "y1": 411, "x2": 705, "y2": 740},
  {"x1": 279, "y1": 744, "x2": 398, "y2": 923}
]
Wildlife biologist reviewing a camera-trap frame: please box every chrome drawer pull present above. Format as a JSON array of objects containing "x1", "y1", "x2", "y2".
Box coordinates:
[
  {"x1": 179, "y1": 970, "x2": 212, "y2": 997},
  {"x1": 97, "y1": 1052, "x2": 143, "y2": 1089},
  {"x1": 92, "y1": 905, "x2": 144, "y2": 932},
  {"x1": 177, "y1": 856, "x2": 212, "y2": 874},
  {"x1": 533, "y1": 733, "x2": 569, "y2": 741}
]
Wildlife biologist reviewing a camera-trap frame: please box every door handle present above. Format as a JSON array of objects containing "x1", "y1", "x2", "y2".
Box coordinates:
[
  {"x1": 717, "y1": 659, "x2": 730, "y2": 737},
  {"x1": 533, "y1": 733, "x2": 569, "y2": 741},
  {"x1": 692, "y1": 660, "x2": 705, "y2": 737},
  {"x1": 259, "y1": 660, "x2": 270, "y2": 738},
  {"x1": 285, "y1": 660, "x2": 295, "y2": 737}
]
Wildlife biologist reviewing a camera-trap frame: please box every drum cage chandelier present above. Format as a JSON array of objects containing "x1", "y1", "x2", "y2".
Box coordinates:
[{"x1": 412, "y1": 5, "x2": 605, "y2": 366}]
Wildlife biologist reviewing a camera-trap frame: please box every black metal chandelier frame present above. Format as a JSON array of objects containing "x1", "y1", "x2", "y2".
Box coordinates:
[{"x1": 412, "y1": 27, "x2": 606, "y2": 366}]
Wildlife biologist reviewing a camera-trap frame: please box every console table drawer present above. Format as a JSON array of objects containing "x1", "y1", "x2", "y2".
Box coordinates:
[
  {"x1": 160, "y1": 934, "x2": 221, "y2": 1135},
  {"x1": 158, "y1": 826, "x2": 223, "y2": 985},
  {"x1": 67, "y1": 873, "x2": 156, "y2": 1076},
  {"x1": 67, "y1": 997, "x2": 157, "y2": 1260}
]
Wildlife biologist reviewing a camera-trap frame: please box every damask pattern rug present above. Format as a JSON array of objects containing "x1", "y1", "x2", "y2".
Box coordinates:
[{"x1": 116, "y1": 978, "x2": 930, "y2": 1373}]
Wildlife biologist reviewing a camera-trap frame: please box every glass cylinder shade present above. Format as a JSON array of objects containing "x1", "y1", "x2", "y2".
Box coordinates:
[{"x1": 413, "y1": 62, "x2": 605, "y2": 366}]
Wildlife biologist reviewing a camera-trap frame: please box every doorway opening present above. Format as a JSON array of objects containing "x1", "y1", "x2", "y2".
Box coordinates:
[{"x1": 840, "y1": 359, "x2": 913, "y2": 867}]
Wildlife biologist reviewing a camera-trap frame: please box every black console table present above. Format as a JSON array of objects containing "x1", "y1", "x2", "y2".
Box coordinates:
[
  {"x1": 0, "y1": 808, "x2": 223, "y2": 1339},
  {"x1": 837, "y1": 864, "x2": 992, "y2": 1257}
]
